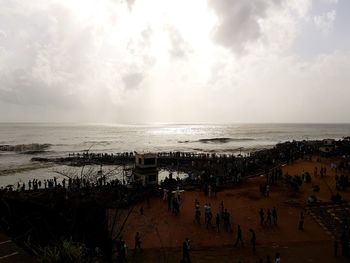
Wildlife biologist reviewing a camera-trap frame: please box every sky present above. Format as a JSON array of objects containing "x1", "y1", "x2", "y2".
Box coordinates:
[{"x1": 0, "y1": 0, "x2": 349, "y2": 123}]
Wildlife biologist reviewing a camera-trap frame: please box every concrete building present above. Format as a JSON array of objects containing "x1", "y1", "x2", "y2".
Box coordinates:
[{"x1": 132, "y1": 153, "x2": 158, "y2": 186}]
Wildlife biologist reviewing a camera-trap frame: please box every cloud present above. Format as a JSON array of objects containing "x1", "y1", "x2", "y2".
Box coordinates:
[
  {"x1": 0, "y1": 0, "x2": 156, "y2": 117},
  {"x1": 166, "y1": 25, "x2": 192, "y2": 60},
  {"x1": 314, "y1": 10, "x2": 336, "y2": 35},
  {"x1": 122, "y1": 72, "x2": 144, "y2": 90},
  {"x1": 321, "y1": 0, "x2": 338, "y2": 4},
  {"x1": 0, "y1": 0, "x2": 348, "y2": 123},
  {"x1": 125, "y1": 0, "x2": 136, "y2": 11},
  {"x1": 207, "y1": 0, "x2": 313, "y2": 55},
  {"x1": 208, "y1": 0, "x2": 273, "y2": 54}
]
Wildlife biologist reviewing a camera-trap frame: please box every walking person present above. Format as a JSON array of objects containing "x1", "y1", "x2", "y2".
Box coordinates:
[
  {"x1": 134, "y1": 232, "x2": 142, "y2": 254},
  {"x1": 266, "y1": 209, "x2": 272, "y2": 226},
  {"x1": 259, "y1": 208, "x2": 265, "y2": 226},
  {"x1": 272, "y1": 207, "x2": 278, "y2": 225},
  {"x1": 298, "y1": 211, "x2": 304, "y2": 230},
  {"x1": 234, "y1": 225, "x2": 244, "y2": 247},
  {"x1": 333, "y1": 239, "x2": 338, "y2": 257},
  {"x1": 206, "y1": 210, "x2": 212, "y2": 229},
  {"x1": 275, "y1": 252, "x2": 281, "y2": 263},
  {"x1": 182, "y1": 238, "x2": 191, "y2": 263},
  {"x1": 266, "y1": 184, "x2": 270, "y2": 197},
  {"x1": 249, "y1": 229, "x2": 256, "y2": 253},
  {"x1": 194, "y1": 205, "x2": 201, "y2": 225},
  {"x1": 216, "y1": 213, "x2": 220, "y2": 233}
]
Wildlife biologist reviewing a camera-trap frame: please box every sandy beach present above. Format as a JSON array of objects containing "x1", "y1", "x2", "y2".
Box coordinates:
[{"x1": 119, "y1": 156, "x2": 350, "y2": 262}]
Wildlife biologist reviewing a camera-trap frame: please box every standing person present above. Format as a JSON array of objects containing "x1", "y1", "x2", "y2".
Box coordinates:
[
  {"x1": 117, "y1": 237, "x2": 127, "y2": 263},
  {"x1": 259, "y1": 208, "x2": 265, "y2": 226},
  {"x1": 266, "y1": 255, "x2": 272, "y2": 263},
  {"x1": 266, "y1": 209, "x2": 272, "y2": 226},
  {"x1": 298, "y1": 211, "x2": 304, "y2": 230},
  {"x1": 226, "y1": 209, "x2": 232, "y2": 232},
  {"x1": 333, "y1": 239, "x2": 338, "y2": 257},
  {"x1": 206, "y1": 210, "x2": 212, "y2": 229},
  {"x1": 216, "y1": 213, "x2": 221, "y2": 233},
  {"x1": 182, "y1": 238, "x2": 191, "y2": 263},
  {"x1": 194, "y1": 207, "x2": 201, "y2": 225},
  {"x1": 219, "y1": 201, "x2": 224, "y2": 220},
  {"x1": 163, "y1": 188, "x2": 168, "y2": 201},
  {"x1": 168, "y1": 193, "x2": 172, "y2": 211},
  {"x1": 341, "y1": 231, "x2": 349, "y2": 257},
  {"x1": 249, "y1": 229, "x2": 256, "y2": 253},
  {"x1": 234, "y1": 225, "x2": 244, "y2": 247},
  {"x1": 134, "y1": 232, "x2": 141, "y2": 254},
  {"x1": 275, "y1": 253, "x2": 281, "y2": 263},
  {"x1": 204, "y1": 203, "x2": 208, "y2": 224},
  {"x1": 139, "y1": 206, "x2": 144, "y2": 215},
  {"x1": 272, "y1": 207, "x2": 278, "y2": 225},
  {"x1": 266, "y1": 184, "x2": 270, "y2": 197}
]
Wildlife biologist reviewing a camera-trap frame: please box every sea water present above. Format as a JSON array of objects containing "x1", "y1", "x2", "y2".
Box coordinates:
[{"x1": 0, "y1": 123, "x2": 349, "y2": 186}]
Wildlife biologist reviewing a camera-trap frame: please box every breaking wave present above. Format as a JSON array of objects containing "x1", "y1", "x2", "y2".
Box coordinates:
[
  {"x1": 0, "y1": 144, "x2": 51, "y2": 153},
  {"x1": 178, "y1": 138, "x2": 255, "y2": 144}
]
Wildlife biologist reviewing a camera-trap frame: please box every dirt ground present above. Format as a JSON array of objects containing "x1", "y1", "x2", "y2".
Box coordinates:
[{"x1": 120, "y1": 156, "x2": 350, "y2": 262}]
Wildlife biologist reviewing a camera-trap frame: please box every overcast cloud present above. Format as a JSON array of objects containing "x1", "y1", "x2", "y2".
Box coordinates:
[{"x1": 0, "y1": 0, "x2": 349, "y2": 123}]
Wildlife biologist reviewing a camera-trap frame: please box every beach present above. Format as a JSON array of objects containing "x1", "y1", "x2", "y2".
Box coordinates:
[{"x1": 120, "y1": 156, "x2": 350, "y2": 262}]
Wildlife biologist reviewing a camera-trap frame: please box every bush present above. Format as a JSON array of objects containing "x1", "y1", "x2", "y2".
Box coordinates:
[{"x1": 35, "y1": 239, "x2": 89, "y2": 263}]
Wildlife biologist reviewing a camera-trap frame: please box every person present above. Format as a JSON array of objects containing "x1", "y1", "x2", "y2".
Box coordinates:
[
  {"x1": 140, "y1": 206, "x2": 144, "y2": 215},
  {"x1": 134, "y1": 232, "x2": 141, "y2": 254},
  {"x1": 226, "y1": 209, "x2": 232, "y2": 232},
  {"x1": 117, "y1": 236, "x2": 127, "y2": 263},
  {"x1": 259, "y1": 208, "x2": 265, "y2": 226},
  {"x1": 266, "y1": 184, "x2": 270, "y2": 197},
  {"x1": 195, "y1": 208, "x2": 201, "y2": 225},
  {"x1": 250, "y1": 229, "x2": 256, "y2": 253},
  {"x1": 298, "y1": 211, "x2": 304, "y2": 230},
  {"x1": 206, "y1": 210, "x2": 212, "y2": 229},
  {"x1": 333, "y1": 239, "x2": 338, "y2": 257},
  {"x1": 266, "y1": 209, "x2": 272, "y2": 226},
  {"x1": 216, "y1": 213, "x2": 220, "y2": 233},
  {"x1": 234, "y1": 225, "x2": 244, "y2": 247},
  {"x1": 272, "y1": 207, "x2": 278, "y2": 225},
  {"x1": 275, "y1": 252, "x2": 281, "y2": 263},
  {"x1": 341, "y1": 231, "x2": 349, "y2": 256},
  {"x1": 182, "y1": 238, "x2": 191, "y2": 262},
  {"x1": 266, "y1": 255, "x2": 272, "y2": 263}
]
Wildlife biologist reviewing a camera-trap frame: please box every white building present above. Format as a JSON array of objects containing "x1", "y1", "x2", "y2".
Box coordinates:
[{"x1": 132, "y1": 153, "x2": 158, "y2": 186}]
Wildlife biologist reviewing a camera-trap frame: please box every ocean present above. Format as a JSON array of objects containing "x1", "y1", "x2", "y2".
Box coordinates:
[{"x1": 0, "y1": 123, "x2": 350, "y2": 187}]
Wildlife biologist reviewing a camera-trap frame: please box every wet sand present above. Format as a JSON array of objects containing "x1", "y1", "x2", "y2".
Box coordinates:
[{"x1": 120, "y1": 156, "x2": 350, "y2": 262}]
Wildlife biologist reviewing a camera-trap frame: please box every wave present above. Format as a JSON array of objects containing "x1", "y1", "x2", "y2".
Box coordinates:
[
  {"x1": 0, "y1": 163, "x2": 53, "y2": 176},
  {"x1": 178, "y1": 137, "x2": 255, "y2": 144},
  {"x1": 0, "y1": 143, "x2": 51, "y2": 152},
  {"x1": 198, "y1": 137, "x2": 255, "y2": 143}
]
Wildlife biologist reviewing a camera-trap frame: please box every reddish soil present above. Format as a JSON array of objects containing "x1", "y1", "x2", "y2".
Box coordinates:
[{"x1": 119, "y1": 156, "x2": 350, "y2": 262}]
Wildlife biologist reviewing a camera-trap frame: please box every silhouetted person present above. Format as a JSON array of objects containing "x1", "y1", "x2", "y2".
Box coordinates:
[
  {"x1": 272, "y1": 207, "x2": 278, "y2": 225},
  {"x1": 216, "y1": 213, "x2": 220, "y2": 233},
  {"x1": 259, "y1": 208, "x2": 265, "y2": 225},
  {"x1": 234, "y1": 225, "x2": 244, "y2": 247},
  {"x1": 140, "y1": 206, "x2": 144, "y2": 215},
  {"x1": 182, "y1": 238, "x2": 191, "y2": 262},
  {"x1": 334, "y1": 239, "x2": 338, "y2": 257},
  {"x1": 298, "y1": 211, "x2": 304, "y2": 230},
  {"x1": 250, "y1": 229, "x2": 256, "y2": 253},
  {"x1": 275, "y1": 252, "x2": 281, "y2": 263},
  {"x1": 134, "y1": 232, "x2": 141, "y2": 254}
]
